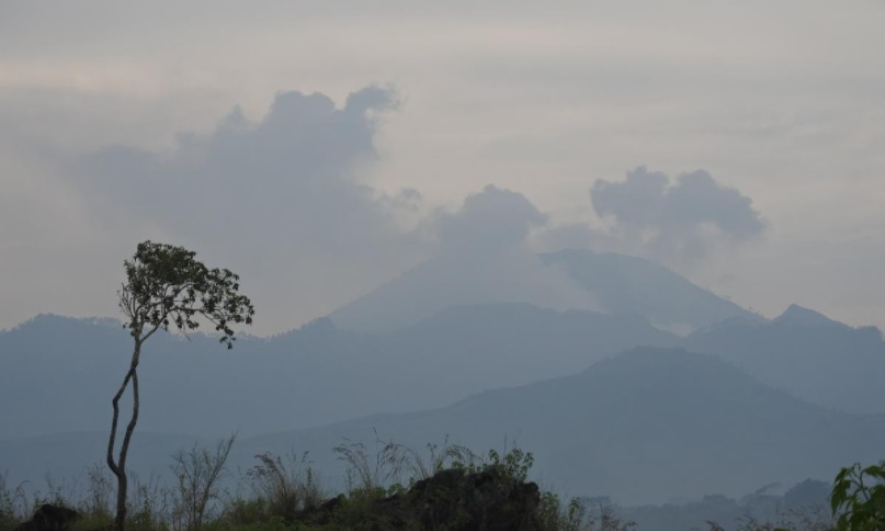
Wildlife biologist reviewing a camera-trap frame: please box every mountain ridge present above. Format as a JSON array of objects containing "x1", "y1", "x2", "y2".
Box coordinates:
[
  {"x1": 5, "y1": 347, "x2": 881, "y2": 506},
  {"x1": 330, "y1": 248, "x2": 760, "y2": 334},
  {"x1": 0, "y1": 302, "x2": 679, "y2": 439},
  {"x1": 240, "y1": 346, "x2": 885, "y2": 504}
]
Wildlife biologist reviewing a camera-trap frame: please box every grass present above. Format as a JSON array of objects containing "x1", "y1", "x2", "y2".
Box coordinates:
[{"x1": 0, "y1": 439, "x2": 835, "y2": 531}]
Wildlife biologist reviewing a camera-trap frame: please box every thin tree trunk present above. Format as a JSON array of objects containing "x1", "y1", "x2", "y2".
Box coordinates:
[
  {"x1": 108, "y1": 339, "x2": 142, "y2": 531},
  {"x1": 116, "y1": 369, "x2": 139, "y2": 530}
]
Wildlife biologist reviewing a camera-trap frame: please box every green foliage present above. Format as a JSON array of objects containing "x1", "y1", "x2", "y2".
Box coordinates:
[
  {"x1": 830, "y1": 461, "x2": 885, "y2": 531},
  {"x1": 0, "y1": 472, "x2": 25, "y2": 531},
  {"x1": 537, "y1": 491, "x2": 636, "y2": 531},
  {"x1": 332, "y1": 434, "x2": 409, "y2": 493},
  {"x1": 120, "y1": 241, "x2": 255, "y2": 348},
  {"x1": 170, "y1": 434, "x2": 237, "y2": 531},
  {"x1": 82, "y1": 464, "x2": 116, "y2": 521},
  {"x1": 7, "y1": 440, "x2": 849, "y2": 531},
  {"x1": 125, "y1": 477, "x2": 173, "y2": 531},
  {"x1": 206, "y1": 519, "x2": 291, "y2": 531},
  {"x1": 245, "y1": 450, "x2": 325, "y2": 523},
  {"x1": 451, "y1": 447, "x2": 534, "y2": 483},
  {"x1": 217, "y1": 498, "x2": 269, "y2": 528},
  {"x1": 396, "y1": 437, "x2": 477, "y2": 484},
  {"x1": 487, "y1": 447, "x2": 534, "y2": 482},
  {"x1": 0, "y1": 495, "x2": 18, "y2": 531}
]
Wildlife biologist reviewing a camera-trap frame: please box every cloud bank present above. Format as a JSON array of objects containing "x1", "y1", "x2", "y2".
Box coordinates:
[
  {"x1": 77, "y1": 86, "x2": 414, "y2": 257},
  {"x1": 330, "y1": 184, "x2": 600, "y2": 332},
  {"x1": 436, "y1": 184, "x2": 548, "y2": 254},
  {"x1": 62, "y1": 86, "x2": 429, "y2": 333},
  {"x1": 3, "y1": 81, "x2": 768, "y2": 334},
  {"x1": 591, "y1": 166, "x2": 766, "y2": 250},
  {"x1": 537, "y1": 167, "x2": 766, "y2": 266}
]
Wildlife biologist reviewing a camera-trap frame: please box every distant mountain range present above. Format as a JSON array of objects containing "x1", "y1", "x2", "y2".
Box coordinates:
[
  {"x1": 238, "y1": 347, "x2": 885, "y2": 504},
  {"x1": 3, "y1": 301, "x2": 878, "y2": 442},
  {"x1": 3, "y1": 348, "x2": 883, "y2": 505},
  {"x1": 686, "y1": 303, "x2": 885, "y2": 415},
  {"x1": 0, "y1": 304, "x2": 679, "y2": 439},
  {"x1": 2, "y1": 248, "x2": 883, "y2": 505}
]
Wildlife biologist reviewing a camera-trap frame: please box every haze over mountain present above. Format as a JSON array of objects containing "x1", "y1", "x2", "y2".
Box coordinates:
[
  {"x1": 4, "y1": 348, "x2": 882, "y2": 506},
  {"x1": 0, "y1": 303, "x2": 679, "y2": 440},
  {"x1": 2, "y1": 246, "x2": 882, "y2": 509},
  {"x1": 541, "y1": 249, "x2": 761, "y2": 333},
  {"x1": 330, "y1": 248, "x2": 759, "y2": 334},
  {"x1": 686, "y1": 303, "x2": 885, "y2": 415},
  {"x1": 237, "y1": 347, "x2": 885, "y2": 505}
]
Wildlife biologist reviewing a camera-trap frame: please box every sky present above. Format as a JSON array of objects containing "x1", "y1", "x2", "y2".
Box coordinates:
[{"x1": 1, "y1": 1, "x2": 883, "y2": 335}]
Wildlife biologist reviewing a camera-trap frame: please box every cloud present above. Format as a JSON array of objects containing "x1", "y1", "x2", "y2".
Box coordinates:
[
  {"x1": 76, "y1": 86, "x2": 409, "y2": 256},
  {"x1": 530, "y1": 222, "x2": 622, "y2": 254},
  {"x1": 428, "y1": 185, "x2": 598, "y2": 314},
  {"x1": 435, "y1": 184, "x2": 548, "y2": 254},
  {"x1": 588, "y1": 166, "x2": 766, "y2": 260},
  {"x1": 331, "y1": 183, "x2": 600, "y2": 332},
  {"x1": 62, "y1": 86, "x2": 431, "y2": 333}
]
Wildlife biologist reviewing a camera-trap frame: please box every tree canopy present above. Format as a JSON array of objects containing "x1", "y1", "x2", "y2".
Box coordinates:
[{"x1": 119, "y1": 241, "x2": 255, "y2": 347}]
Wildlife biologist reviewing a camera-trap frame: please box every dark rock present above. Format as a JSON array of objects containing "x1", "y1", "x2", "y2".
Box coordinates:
[
  {"x1": 403, "y1": 467, "x2": 541, "y2": 531},
  {"x1": 295, "y1": 467, "x2": 541, "y2": 530},
  {"x1": 294, "y1": 494, "x2": 346, "y2": 524},
  {"x1": 15, "y1": 505, "x2": 80, "y2": 531}
]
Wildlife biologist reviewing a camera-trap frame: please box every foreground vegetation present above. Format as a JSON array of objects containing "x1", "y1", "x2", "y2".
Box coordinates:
[
  {"x1": 0, "y1": 440, "x2": 624, "y2": 531},
  {"x1": 4, "y1": 435, "x2": 879, "y2": 531}
]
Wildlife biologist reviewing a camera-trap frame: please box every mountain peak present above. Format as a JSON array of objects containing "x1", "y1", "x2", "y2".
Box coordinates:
[{"x1": 773, "y1": 304, "x2": 848, "y2": 329}]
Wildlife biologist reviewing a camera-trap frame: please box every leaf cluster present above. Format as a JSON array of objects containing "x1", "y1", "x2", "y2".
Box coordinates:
[
  {"x1": 830, "y1": 462, "x2": 885, "y2": 531},
  {"x1": 119, "y1": 241, "x2": 255, "y2": 348},
  {"x1": 450, "y1": 447, "x2": 534, "y2": 483}
]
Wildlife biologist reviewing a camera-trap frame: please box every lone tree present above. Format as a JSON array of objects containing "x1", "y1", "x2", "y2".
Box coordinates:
[{"x1": 107, "y1": 241, "x2": 255, "y2": 531}]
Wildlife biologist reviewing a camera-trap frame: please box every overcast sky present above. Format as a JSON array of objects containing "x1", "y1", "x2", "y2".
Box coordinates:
[{"x1": 1, "y1": 1, "x2": 883, "y2": 334}]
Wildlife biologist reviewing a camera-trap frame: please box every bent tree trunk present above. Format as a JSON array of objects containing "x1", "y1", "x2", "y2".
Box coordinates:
[
  {"x1": 107, "y1": 340, "x2": 142, "y2": 531},
  {"x1": 107, "y1": 240, "x2": 255, "y2": 531}
]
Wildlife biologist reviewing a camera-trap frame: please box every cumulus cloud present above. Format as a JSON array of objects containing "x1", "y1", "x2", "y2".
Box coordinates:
[
  {"x1": 63, "y1": 86, "x2": 430, "y2": 333},
  {"x1": 588, "y1": 166, "x2": 766, "y2": 260},
  {"x1": 77, "y1": 86, "x2": 411, "y2": 256},
  {"x1": 0, "y1": 82, "x2": 767, "y2": 335},
  {"x1": 332, "y1": 184, "x2": 599, "y2": 332},
  {"x1": 530, "y1": 222, "x2": 623, "y2": 254},
  {"x1": 435, "y1": 185, "x2": 548, "y2": 254},
  {"x1": 431, "y1": 186, "x2": 596, "y2": 315}
]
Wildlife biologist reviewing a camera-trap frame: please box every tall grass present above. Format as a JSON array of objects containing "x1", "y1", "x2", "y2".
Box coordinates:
[
  {"x1": 240, "y1": 449, "x2": 324, "y2": 524},
  {"x1": 2, "y1": 439, "x2": 837, "y2": 531}
]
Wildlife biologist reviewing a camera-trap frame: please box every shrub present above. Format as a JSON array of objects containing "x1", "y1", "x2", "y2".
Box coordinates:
[
  {"x1": 245, "y1": 450, "x2": 325, "y2": 523},
  {"x1": 830, "y1": 461, "x2": 885, "y2": 531}
]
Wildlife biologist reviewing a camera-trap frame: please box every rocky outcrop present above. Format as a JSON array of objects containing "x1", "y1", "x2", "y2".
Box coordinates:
[
  {"x1": 14, "y1": 505, "x2": 80, "y2": 531},
  {"x1": 297, "y1": 467, "x2": 541, "y2": 530}
]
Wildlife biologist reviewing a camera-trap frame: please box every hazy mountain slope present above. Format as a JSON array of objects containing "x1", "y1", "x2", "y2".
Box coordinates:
[
  {"x1": 4, "y1": 348, "x2": 882, "y2": 505},
  {"x1": 0, "y1": 306, "x2": 678, "y2": 439},
  {"x1": 686, "y1": 304, "x2": 885, "y2": 415},
  {"x1": 328, "y1": 250, "x2": 599, "y2": 333},
  {"x1": 378, "y1": 303, "x2": 680, "y2": 398},
  {"x1": 241, "y1": 347, "x2": 885, "y2": 505},
  {"x1": 0, "y1": 313, "x2": 383, "y2": 439},
  {"x1": 541, "y1": 249, "x2": 761, "y2": 332},
  {"x1": 0, "y1": 431, "x2": 198, "y2": 490},
  {"x1": 0, "y1": 315, "x2": 138, "y2": 438},
  {"x1": 330, "y1": 248, "x2": 759, "y2": 334}
]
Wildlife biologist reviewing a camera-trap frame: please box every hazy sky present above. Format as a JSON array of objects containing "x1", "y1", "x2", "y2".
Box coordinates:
[{"x1": 1, "y1": 1, "x2": 883, "y2": 334}]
